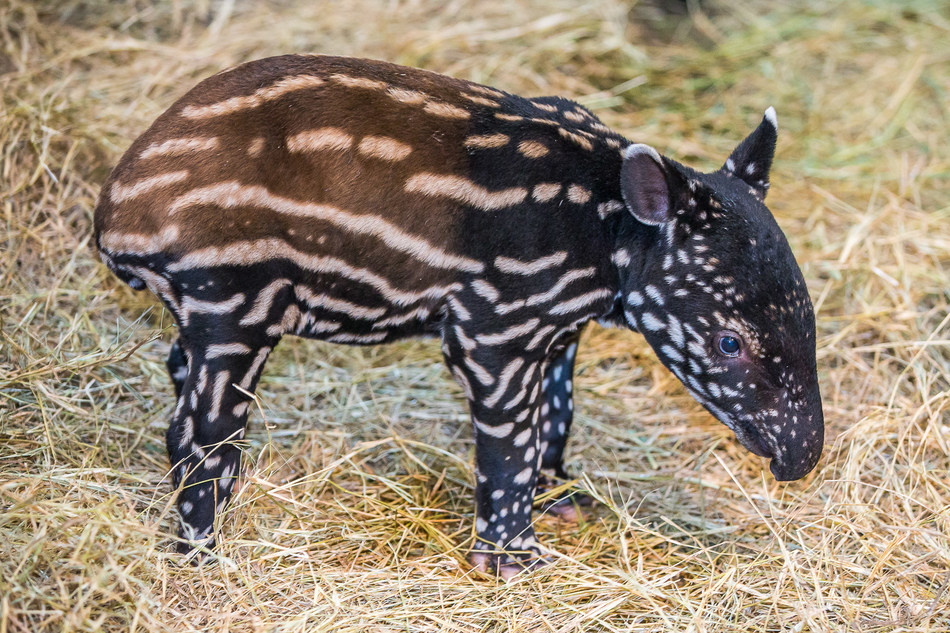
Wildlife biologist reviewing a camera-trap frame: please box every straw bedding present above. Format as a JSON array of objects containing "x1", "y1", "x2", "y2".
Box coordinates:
[{"x1": 1, "y1": 0, "x2": 948, "y2": 630}]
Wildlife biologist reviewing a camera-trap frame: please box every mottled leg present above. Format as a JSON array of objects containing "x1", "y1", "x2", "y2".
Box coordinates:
[
  {"x1": 166, "y1": 332, "x2": 275, "y2": 555},
  {"x1": 537, "y1": 333, "x2": 591, "y2": 520},
  {"x1": 539, "y1": 333, "x2": 581, "y2": 476},
  {"x1": 468, "y1": 402, "x2": 548, "y2": 580},
  {"x1": 441, "y1": 328, "x2": 548, "y2": 579}
]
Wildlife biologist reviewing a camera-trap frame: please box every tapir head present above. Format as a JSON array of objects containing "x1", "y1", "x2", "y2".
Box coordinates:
[{"x1": 616, "y1": 108, "x2": 823, "y2": 480}]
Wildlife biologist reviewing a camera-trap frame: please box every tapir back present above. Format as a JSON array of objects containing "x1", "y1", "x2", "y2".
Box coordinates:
[{"x1": 95, "y1": 54, "x2": 626, "y2": 298}]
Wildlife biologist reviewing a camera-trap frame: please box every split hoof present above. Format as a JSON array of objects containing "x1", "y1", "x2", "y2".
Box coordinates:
[
  {"x1": 470, "y1": 549, "x2": 550, "y2": 580},
  {"x1": 175, "y1": 525, "x2": 216, "y2": 562},
  {"x1": 536, "y1": 473, "x2": 593, "y2": 521}
]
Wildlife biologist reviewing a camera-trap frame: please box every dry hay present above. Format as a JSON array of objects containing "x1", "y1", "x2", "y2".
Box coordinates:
[{"x1": 1, "y1": 0, "x2": 949, "y2": 631}]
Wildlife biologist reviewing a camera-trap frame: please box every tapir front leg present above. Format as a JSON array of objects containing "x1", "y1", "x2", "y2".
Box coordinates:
[{"x1": 442, "y1": 325, "x2": 548, "y2": 578}]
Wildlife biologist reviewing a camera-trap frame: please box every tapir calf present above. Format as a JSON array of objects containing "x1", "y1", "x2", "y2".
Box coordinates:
[{"x1": 94, "y1": 55, "x2": 823, "y2": 577}]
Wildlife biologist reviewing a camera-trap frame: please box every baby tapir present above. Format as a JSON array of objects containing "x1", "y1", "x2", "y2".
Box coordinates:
[{"x1": 94, "y1": 55, "x2": 823, "y2": 577}]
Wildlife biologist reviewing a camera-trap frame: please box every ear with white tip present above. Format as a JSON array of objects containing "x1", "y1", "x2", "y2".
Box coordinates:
[
  {"x1": 722, "y1": 107, "x2": 778, "y2": 199},
  {"x1": 620, "y1": 143, "x2": 676, "y2": 225}
]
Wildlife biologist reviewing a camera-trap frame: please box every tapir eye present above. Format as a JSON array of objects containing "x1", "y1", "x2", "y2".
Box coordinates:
[{"x1": 717, "y1": 335, "x2": 741, "y2": 357}]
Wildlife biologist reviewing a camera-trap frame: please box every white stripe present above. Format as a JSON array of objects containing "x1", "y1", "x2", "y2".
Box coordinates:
[
  {"x1": 503, "y1": 387, "x2": 528, "y2": 411},
  {"x1": 181, "y1": 293, "x2": 246, "y2": 315},
  {"x1": 476, "y1": 319, "x2": 540, "y2": 346},
  {"x1": 286, "y1": 128, "x2": 353, "y2": 152},
  {"x1": 357, "y1": 136, "x2": 413, "y2": 161},
  {"x1": 532, "y1": 183, "x2": 561, "y2": 202},
  {"x1": 208, "y1": 370, "x2": 230, "y2": 422},
  {"x1": 453, "y1": 325, "x2": 477, "y2": 351},
  {"x1": 423, "y1": 101, "x2": 470, "y2": 119},
  {"x1": 139, "y1": 137, "x2": 219, "y2": 159},
  {"x1": 98, "y1": 225, "x2": 180, "y2": 256},
  {"x1": 181, "y1": 74, "x2": 325, "y2": 118},
  {"x1": 110, "y1": 171, "x2": 189, "y2": 204},
  {"x1": 327, "y1": 332, "x2": 389, "y2": 344},
  {"x1": 465, "y1": 134, "x2": 509, "y2": 149},
  {"x1": 206, "y1": 343, "x2": 252, "y2": 359},
  {"x1": 405, "y1": 173, "x2": 527, "y2": 210},
  {"x1": 668, "y1": 314, "x2": 685, "y2": 348},
  {"x1": 471, "y1": 279, "x2": 500, "y2": 302},
  {"x1": 166, "y1": 239, "x2": 461, "y2": 306},
  {"x1": 495, "y1": 299, "x2": 526, "y2": 315},
  {"x1": 294, "y1": 285, "x2": 387, "y2": 320},
  {"x1": 474, "y1": 419, "x2": 513, "y2": 438},
  {"x1": 447, "y1": 296, "x2": 471, "y2": 321},
  {"x1": 169, "y1": 182, "x2": 484, "y2": 273},
  {"x1": 526, "y1": 325, "x2": 557, "y2": 351},
  {"x1": 298, "y1": 316, "x2": 341, "y2": 335},
  {"x1": 484, "y1": 358, "x2": 525, "y2": 408},
  {"x1": 180, "y1": 292, "x2": 245, "y2": 326},
  {"x1": 597, "y1": 200, "x2": 625, "y2": 219},
  {"x1": 330, "y1": 73, "x2": 387, "y2": 90},
  {"x1": 661, "y1": 344, "x2": 685, "y2": 364},
  {"x1": 240, "y1": 279, "x2": 292, "y2": 326},
  {"x1": 267, "y1": 304, "x2": 302, "y2": 336},
  {"x1": 513, "y1": 427, "x2": 532, "y2": 447},
  {"x1": 525, "y1": 267, "x2": 597, "y2": 307},
  {"x1": 513, "y1": 468, "x2": 533, "y2": 485},
  {"x1": 372, "y1": 306, "x2": 432, "y2": 328},
  {"x1": 549, "y1": 289, "x2": 612, "y2": 315},
  {"x1": 123, "y1": 266, "x2": 180, "y2": 314},
  {"x1": 494, "y1": 252, "x2": 567, "y2": 275},
  {"x1": 465, "y1": 357, "x2": 495, "y2": 386},
  {"x1": 239, "y1": 347, "x2": 271, "y2": 389}
]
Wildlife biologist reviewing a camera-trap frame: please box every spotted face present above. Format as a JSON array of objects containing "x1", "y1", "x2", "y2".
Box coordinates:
[{"x1": 617, "y1": 109, "x2": 823, "y2": 480}]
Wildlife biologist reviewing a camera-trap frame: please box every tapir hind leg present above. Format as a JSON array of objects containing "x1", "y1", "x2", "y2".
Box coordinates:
[{"x1": 164, "y1": 314, "x2": 278, "y2": 555}]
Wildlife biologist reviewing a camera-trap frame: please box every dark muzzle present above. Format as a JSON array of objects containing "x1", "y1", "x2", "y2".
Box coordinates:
[{"x1": 768, "y1": 400, "x2": 824, "y2": 481}]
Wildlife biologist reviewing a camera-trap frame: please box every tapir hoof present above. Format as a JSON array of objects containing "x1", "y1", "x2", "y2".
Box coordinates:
[{"x1": 470, "y1": 549, "x2": 550, "y2": 580}]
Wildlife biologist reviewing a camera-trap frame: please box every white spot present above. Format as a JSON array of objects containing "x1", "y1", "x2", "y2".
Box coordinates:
[
  {"x1": 513, "y1": 468, "x2": 533, "y2": 485},
  {"x1": 661, "y1": 345, "x2": 684, "y2": 363},
  {"x1": 641, "y1": 313, "x2": 665, "y2": 331},
  {"x1": 645, "y1": 285, "x2": 665, "y2": 305},
  {"x1": 667, "y1": 315, "x2": 685, "y2": 348}
]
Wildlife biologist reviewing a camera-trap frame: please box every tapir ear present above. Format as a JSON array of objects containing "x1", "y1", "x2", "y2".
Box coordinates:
[
  {"x1": 722, "y1": 107, "x2": 777, "y2": 199},
  {"x1": 620, "y1": 144, "x2": 684, "y2": 225}
]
